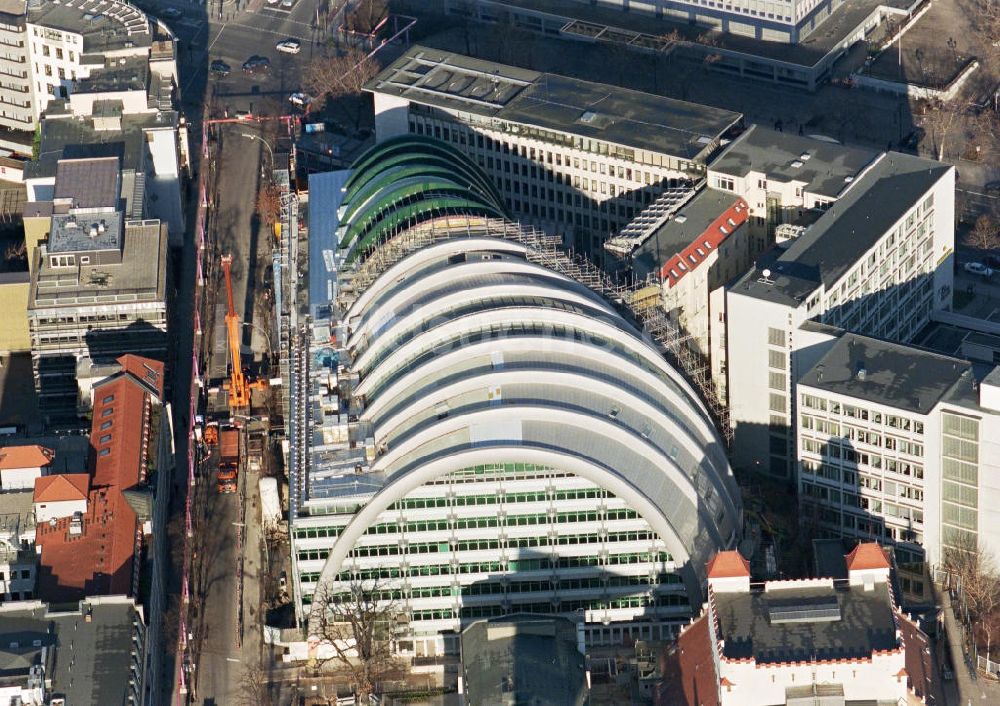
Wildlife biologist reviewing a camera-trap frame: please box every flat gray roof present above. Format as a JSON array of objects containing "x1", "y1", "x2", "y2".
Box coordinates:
[
  {"x1": 54, "y1": 157, "x2": 120, "y2": 210},
  {"x1": 799, "y1": 333, "x2": 976, "y2": 413},
  {"x1": 461, "y1": 615, "x2": 587, "y2": 706},
  {"x1": 26, "y1": 110, "x2": 177, "y2": 180},
  {"x1": 30, "y1": 218, "x2": 166, "y2": 309},
  {"x1": 369, "y1": 46, "x2": 742, "y2": 161},
  {"x1": 27, "y1": 0, "x2": 151, "y2": 53},
  {"x1": 480, "y1": 0, "x2": 913, "y2": 68},
  {"x1": 713, "y1": 580, "x2": 898, "y2": 664},
  {"x1": 0, "y1": 599, "x2": 141, "y2": 703},
  {"x1": 710, "y1": 126, "x2": 880, "y2": 198},
  {"x1": 48, "y1": 211, "x2": 123, "y2": 253},
  {"x1": 632, "y1": 188, "x2": 740, "y2": 278},
  {"x1": 0, "y1": 489, "x2": 34, "y2": 538},
  {"x1": 732, "y1": 152, "x2": 950, "y2": 306}
]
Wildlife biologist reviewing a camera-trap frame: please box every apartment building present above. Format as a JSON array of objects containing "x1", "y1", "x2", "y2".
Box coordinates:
[
  {"x1": 630, "y1": 189, "x2": 752, "y2": 401},
  {"x1": 0, "y1": 0, "x2": 32, "y2": 131},
  {"x1": 366, "y1": 45, "x2": 741, "y2": 258},
  {"x1": 0, "y1": 596, "x2": 149, "y2": 705},
  {"x1": 726, "y1": 151, "x2": 954, "y2": 478},
  {"x1": 291, "y1": 138, "x2": 742, "y2": 658},
  {"x1": 662, "y1": 545, "x2": 938, "y2": 705},
  {"x1": 26, "y1": 157, "x2": 168, "y2": 420},
  {"x1": 795, "y1": 332, "x2": 1000, "y2": 567},
  {"x1": 0, "y1": 488, "x2": 36, "y2": 601}
]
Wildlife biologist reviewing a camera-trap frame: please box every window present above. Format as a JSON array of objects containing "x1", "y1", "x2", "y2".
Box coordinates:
[
  {"x1": 767, "y1": 327, "x2": 786, "y2": 346},
  {"x1": 768, "y1": 372, "x2": 786, "y2": 392},
  {"x1": 102, "y1": 394, "x2": 114, "y2": 404},
  {"x1": 99, "y1": 448, "x2": 110, "y2": 457},
  {"x1": 101, "y1": 408, "x2": 113, "y2": 418},
  {"x1": 100, "y1": 420, "x2": 112, "y2": 430},
  {"x1": 714, "y1": 176, "x2": 734, "y2": 191},
  {"x1": 99, "y1": 434, "x2": 111, "y2": 443},
  {"x1": 769, "y1": 393, "x2": 787, "y2": 413}
]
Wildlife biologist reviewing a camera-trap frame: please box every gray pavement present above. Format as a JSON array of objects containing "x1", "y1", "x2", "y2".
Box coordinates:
[{"x1": 939, "y1": 582, "x2": 1000, "y2": 706}]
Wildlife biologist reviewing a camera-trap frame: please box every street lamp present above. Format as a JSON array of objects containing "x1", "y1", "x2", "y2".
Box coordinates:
[{"x1": 240, "y1": 132, "x2": 274, "y2": 169}]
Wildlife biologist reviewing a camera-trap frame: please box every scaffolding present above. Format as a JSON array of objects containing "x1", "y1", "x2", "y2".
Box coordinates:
[{"x1": 342, "y1": 216, "x2": 732, "y2": 444}]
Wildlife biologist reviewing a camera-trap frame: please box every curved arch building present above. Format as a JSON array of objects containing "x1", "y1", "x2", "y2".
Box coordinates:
[{"x1": 291, "y1": 136, "x2": 741, "y2": 655}]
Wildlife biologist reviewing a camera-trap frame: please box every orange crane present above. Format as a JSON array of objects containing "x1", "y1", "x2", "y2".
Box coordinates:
[{"x1": 221, "y1": 254, "x2": 251, "y2": 412}]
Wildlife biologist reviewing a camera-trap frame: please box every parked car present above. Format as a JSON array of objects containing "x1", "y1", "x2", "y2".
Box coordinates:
[
  {"x1": 209, "y1": 59, "x2": 231, "y2": 77},
  {"x1": 964, "y1": 261, "x2": 994, "y2": 277},
  {"x1": 242, "y1": 55, "x2": 271, "y2": 74},
  {"x1": 266, "y1": 0, "x2": 280, "y2": 4},
  {"x1": 233, "y1": 109, "x2": 253, "y2": 120},
  {"x1": 288, "y1": 92, "x2": 311, "y2": 107},
  {"x1": 281, "y1": 0, "x2": 293, "y2": 7},
  {"x1": 276, "y1": 39, "x2": 300, "y2": 54},
  {"x1": 161, "y1": 7, "x2": 182, "y2": 18}
]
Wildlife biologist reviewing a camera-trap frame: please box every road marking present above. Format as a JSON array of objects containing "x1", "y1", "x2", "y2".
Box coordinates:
[
  {"x1": 207, "y1": 23, "x2": 228, "y2": 53},
  {"x1": 226, "y1": 657, "x2": 241, "y2": 663}
]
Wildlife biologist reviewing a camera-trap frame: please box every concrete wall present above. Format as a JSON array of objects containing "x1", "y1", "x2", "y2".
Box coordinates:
[
  {"x1": 371, "y1": 92, "x2": 412, "y2": 141},
  {"x1": 0, "y1": 280, "x2": 30, "y2": 353}
]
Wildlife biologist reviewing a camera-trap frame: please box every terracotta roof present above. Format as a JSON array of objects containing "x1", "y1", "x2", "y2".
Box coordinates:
[
  {"x1": 35, "y1": 363, "x2": 156, "y2": 603},
  {"x1": 33, "y1": 473, "x2": 89, "y2": 503},
  {"x1": 845, "y1": 542, "x2": 890, "y2": 571},
  {"x1": 656, "y1": 615, "x2": 720, "y2": 706},
  {"x1": 0, "y1": 445, "x2": 54, "y2": 470},
  {"x1": 116, "y1": 354, "x2": 164, "y2": 399},
  {"x1": 706, "y1": 550, "x2": 751, "y2": 579}
]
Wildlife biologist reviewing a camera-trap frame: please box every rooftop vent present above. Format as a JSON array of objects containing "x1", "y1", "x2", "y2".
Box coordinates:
[
  {"x1": 844, "y1": 176, "x2": 854, "y2": 183},
  {"x1": 799, "y1": 153, "x2": 811, "y2": 161},
  {"x1": 673, "y1": 215, "x2": 687, "y2": 224},
  {"x1": 579, "y1": 111, "x2": 598, "y2": 124},
  {"x1": 856, "y1": 362, "x2": 867, "y2": 381},
  {"x1": 790, "y1": 160, "x2": 803, "y2": 168},
  {"x1": 89, "y1": 224, "x2": 98, "y2": 238}
]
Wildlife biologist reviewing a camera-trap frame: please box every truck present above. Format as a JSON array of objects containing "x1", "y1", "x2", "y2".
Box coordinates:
[{"x1": 217, "y1": 429, "x2": 240, "y2": 494}]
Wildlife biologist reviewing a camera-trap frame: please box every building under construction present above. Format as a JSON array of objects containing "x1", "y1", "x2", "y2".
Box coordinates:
[{"x1": 286, "y1": 135, "x2": 743, "y2": 658}]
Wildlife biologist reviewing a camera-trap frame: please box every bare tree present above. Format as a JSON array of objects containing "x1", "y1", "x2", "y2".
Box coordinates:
[
  {"x1": 302, "y1": 47, "x2": 380, "y2": 129},
  {"x1": 922, "y1": 98, "x2": 964, "y2": 160},
  {"x1": 4, "y1": 239, "x2": 25, "y2": 263},
  {"x1": 343, "y1": 0, "x2": 388, "y2": 36},
  {"x1": 966, "y1": 214, "x2": 1000, "y2": 250},
  {"x1": 309, "y1": 579, "x2": 405, "y2": 701},
  {"x1": 237, "y1": 660, "x2": 274, "y2": 706},
  {"x1": 943, "y1": 533, "x2": 1000, "y2": 621},
  {"x1": 256, "y1": 182, "x2": 282, "y2": 232}
]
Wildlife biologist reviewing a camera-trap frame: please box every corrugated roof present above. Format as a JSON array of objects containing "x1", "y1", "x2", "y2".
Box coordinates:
[
  {"x1": 0, "y1": 444, "x2": 54, "y2": 470},
  {"x1": 33, "y1": 473, "x2": 89, "y2": 503}
]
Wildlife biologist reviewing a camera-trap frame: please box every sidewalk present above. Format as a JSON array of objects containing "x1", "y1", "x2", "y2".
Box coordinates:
[{"x1": 937, "y1": 581, "x2": 1000, "y2": 705}]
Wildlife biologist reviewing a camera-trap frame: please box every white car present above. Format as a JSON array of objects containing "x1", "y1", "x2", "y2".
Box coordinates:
[
  {"x1": 281, "y1": 0, "x2": 293, "y2": 7},
  {"x1": 964, "y1": 262, "x2": 994, "y2": 277},
  {"x1": 288, "y1": 92, "x2": 311, "y2": 107},
  {"x1": 266, "y1": 0, "x2": 279, "y2": 4},
  {"x1": 276, "y1": 39, "x2": 300, "y2": 54}
]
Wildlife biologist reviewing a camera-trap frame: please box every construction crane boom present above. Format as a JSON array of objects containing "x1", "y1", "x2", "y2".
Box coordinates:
[{"x1": 221, "y1": 255, "x2": 251, "y2": 411}]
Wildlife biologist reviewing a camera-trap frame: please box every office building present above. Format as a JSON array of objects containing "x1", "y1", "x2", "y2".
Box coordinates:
[
  {"x1": 726, "y1": 151, "x2": 954, "y2": 478},
  {"x1": 26, "y1": 157, "x2": 169, "y2": 419},
  {"x1": 290, "y1": 136, "x2": 742, "y2": 658},
  {"x1": 0, "y1": 596, "x2": 149, "y2": 705},
  {"x1": 707, "y1": 126, "x2": 880, "y2": 251},
  {"x1": 661, "y1": 545, "x2": 938, "y2": 705},
  {"x1": 447, "y1": 0, "x2": 898, "y2": 45},
  {"x1": 366, "y1": 45, "x2": 741, "y2": 257},
  {"x1": 796, "y1": 332, "x2": 1000, "y2": 567},
  {"x1": 0, "y1": 0, "x2": 32, "y2": 132}
]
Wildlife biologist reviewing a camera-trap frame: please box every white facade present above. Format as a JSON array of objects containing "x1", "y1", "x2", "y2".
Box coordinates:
[
  {"x1": 0, "y1": 465, "x2": 43, "y2": 490},
  {"x1": 33, "y1": 495, "x2": 85, "y2": 523},
  {"x1": 368, "y1": 47, "x2": 740, "y2": 258},
  {"x1": 726, "y1": 153, "x2": 955, "y2": 478},
  {"x1": 797, "y1": 343, "x2": 1000, "y2": 567}
]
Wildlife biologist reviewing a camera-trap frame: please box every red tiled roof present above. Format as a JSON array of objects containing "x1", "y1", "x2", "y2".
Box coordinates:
[
  {"x1": 35, "y1": 362, "x2": 157, "y2": 603},
  {"x1": 706, "y1": 550, "x2": 751, "y2": 579},
  {"x1": 656, "y1": 615, "x2": 720, "y2": 706},
  {"x1": 660, "y1": 198, "x2": 749, "y2": 288},
  {"x1": 33, "y1": 473, "x2": 89, "y2": 503},
  {"x1": 0, "y1": 444, "x2": 54, "y2": 470},
  {"x1": 116, "y1": 354, "x2": 165, "y2": 398},
  {"x1": 845, "y1": 542, "x2": 890, "y2": 571}
]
